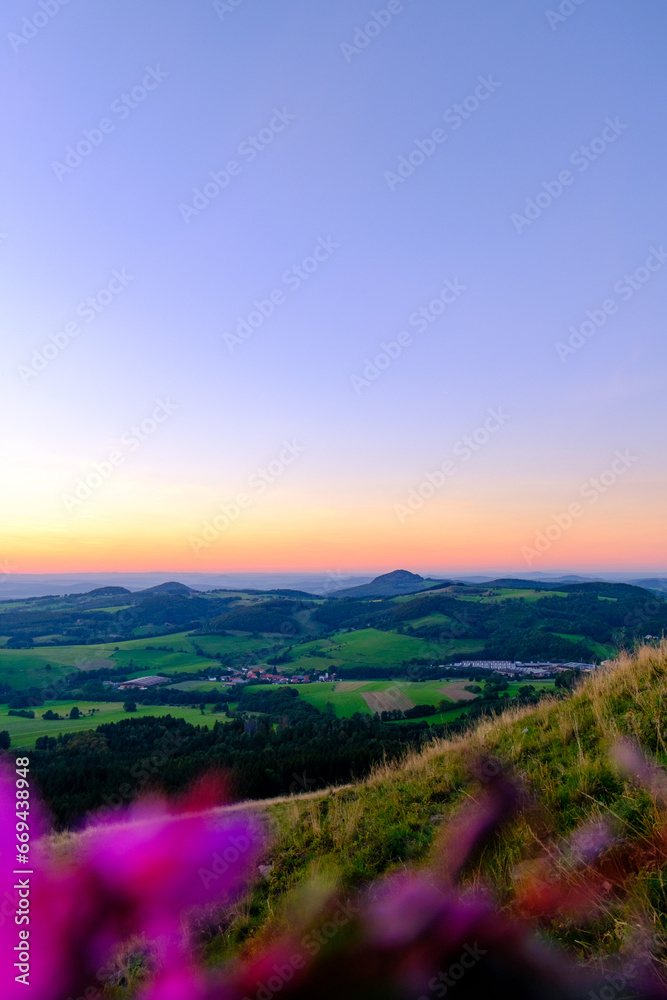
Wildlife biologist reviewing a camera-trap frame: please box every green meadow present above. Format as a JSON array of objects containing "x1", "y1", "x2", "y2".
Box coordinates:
[
  {"x1": 0, "y1": 632, "x2": 278, "y2": 690},
  {"x1": 455, "y1": 588, "x2": 567, "y2": 603},
  {"x1": 0, "y1": 700, "x2": 226, "y2": 748},
  {"x1": 285, "y1": 628, "x2": 485, "y2": 673},
  {"x1": 167, "y1": 681, "x2": 230, "y2": 692}
]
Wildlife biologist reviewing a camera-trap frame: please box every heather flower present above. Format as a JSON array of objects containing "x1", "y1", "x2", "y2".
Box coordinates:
[
  {"x1": 79, "y1": 798, "x2": 261, "y2": 943},
  {"x1": 0, "y1": 765, "x2": 260, "y2": 1000}
]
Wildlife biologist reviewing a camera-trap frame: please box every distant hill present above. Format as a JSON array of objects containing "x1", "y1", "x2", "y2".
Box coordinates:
[
  {"x1": 131, "y1": 581, "x2": 200, "y2": 599},
  {"x1": 556, "y1": 581, "x2": 657, "y2": 599},
  {"x1": 1, "y1": 573, "x2": 664, "y2": 662},
  {"x1": 267, "y1": 589, "x2": 318, "y2": 599},
  {"x1": 630, "y1": 578, "x2": 667, "y2": 593},
  {"x1": 331, "y1": 570, "x2": 443, "y2": 599},
  {"x1": 538, "y1": 574, "x2": 600, "y2": 584},
  {"x1": 209, "y1": 588, "x2": 317, "y2": 599},
  {"x1": 85, "y1": 586, "x2": 132, "y2": 597},
  {"x1": 129, "y1": 593, "x2": 210, "y2": 627}
]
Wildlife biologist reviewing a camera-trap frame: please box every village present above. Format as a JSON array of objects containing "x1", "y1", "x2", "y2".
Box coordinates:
[{"x1": 108, "y1": 659, "x2": 597, "y2": 693}]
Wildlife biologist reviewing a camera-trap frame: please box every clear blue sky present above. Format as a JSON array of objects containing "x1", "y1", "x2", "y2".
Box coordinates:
[{"x1": 1, "y1": 0, "x2": 666, "y2": 575}]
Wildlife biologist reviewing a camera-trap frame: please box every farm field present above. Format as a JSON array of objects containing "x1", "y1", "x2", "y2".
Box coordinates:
[
  {"x1": 245, "y1": 678, "x2": 556, "y2": 722},
  {"x1": 455, "y1": 589, "x2": 566, "y2": 603},
  {"x1": 245, "y1": 679, "x2": 447, "y2": 718},
  {"x1": 188, "y1": 633, "x2": 278, "y2": 656},
  {"x1": 284, "y1": 629, "x2": 486, "y2": 673},
  {"x1": 392, "y1": 705, "x2": 474, "y2": 726},
  {"x1": 167, "y1": 681, "x2": 230, "y2": 692},
  {"x1": 115, "y1": 649, "x2": 212, "y2": 676},
  {"x1": 404, "y1": 613, "x2": 455, "y2": 629},
  {"x1": 0, "y1": 633, "x2": 198, "y2": 688},
  {"x1": 392, "y1": 679, "x2": 557, "y2": 725},
  {"x1": 0, "y1": 700, "x2": 226, "y2": 748},
  {"x1": 442, "y1": 681, "x2": 478, "y2": 701},
  {"x1": 484, "y1": 588, "x2": 567, "y2": 602}
]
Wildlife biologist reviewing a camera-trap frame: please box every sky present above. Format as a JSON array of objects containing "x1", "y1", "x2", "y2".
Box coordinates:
[{"x1": 1, "y1": 0, "x2": 666, "y2": 578}]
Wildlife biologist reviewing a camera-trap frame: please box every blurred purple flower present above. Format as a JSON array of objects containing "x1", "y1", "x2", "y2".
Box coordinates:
[{"x1": 0, "y1": 765, "x2": 260, "y2": 1000}]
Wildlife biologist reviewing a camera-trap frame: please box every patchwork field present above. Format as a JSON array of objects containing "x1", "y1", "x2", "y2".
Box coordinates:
[
  {"x1": 244, "y1": 678, "x2": 555, "y2": 723},
  {"x1": 361, "y1": 689, "x2": 414, "y2": 713},
  {"x1": 438, "y1": 681, "x2": 478, "y2": 701},
  {"x1": 245, "y1": 679, "x2": 444, "y2": 719}
]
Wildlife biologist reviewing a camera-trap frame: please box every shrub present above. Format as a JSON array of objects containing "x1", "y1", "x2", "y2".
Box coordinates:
[
  {"x1": 555, "y1": 668, "x2": 582, "y2": 690},
  {"x1": 6, "y1": 635, "x2": 34, "y2": 649},
  {"x1": 404, "y1": 704, "x2": 436, "y2": 718}
]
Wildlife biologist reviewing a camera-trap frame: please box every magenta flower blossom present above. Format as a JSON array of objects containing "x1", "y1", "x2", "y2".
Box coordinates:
[
  {"x1": 140, "y1": 964, "x2": 216, "y2": 1000},
  {"x1": 0, "y1": 765, "x2": 260, "y2": 1000},
  {"x1": 80, "y1": 797, "x2": 262, "y2": 943}
]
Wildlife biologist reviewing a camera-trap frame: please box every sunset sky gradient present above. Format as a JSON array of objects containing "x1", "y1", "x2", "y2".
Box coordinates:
[{"x1": 1, "y1": 0, "x2": 666, "y2": 577}]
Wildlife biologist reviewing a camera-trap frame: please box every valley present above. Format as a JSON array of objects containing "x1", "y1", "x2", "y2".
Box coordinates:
[{"x1": 0, "y1": 569, "x2": 663, "y2": 828}]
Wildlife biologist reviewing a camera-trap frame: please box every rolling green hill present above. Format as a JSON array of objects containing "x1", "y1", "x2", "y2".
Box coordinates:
[
  {"x1": 0, "y1": 633, "x2": 282, "y2": 690},
  {"x1": 284, "y1": 628, "x2": 485, "y2": 673},
  {"x1": 329, "y1": 569, "x2": 445, "y2": 599},
  {"x1": 0, "y1": 577, "x2": 664, "y2": 696}
]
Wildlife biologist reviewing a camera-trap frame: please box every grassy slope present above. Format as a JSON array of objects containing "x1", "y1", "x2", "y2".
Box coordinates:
[
  {"x1": 286, "y1": 628, "x2": 485, "y2": 673},
  {"x1": 554, "y1": 633, "x2": 616, "y2": 658},
  {"x1": 214, "y1": 643, "x2": 667, "y2": 966}
]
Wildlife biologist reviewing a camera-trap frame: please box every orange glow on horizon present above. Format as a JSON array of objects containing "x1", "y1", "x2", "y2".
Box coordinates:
[
  {"x1": 2, "y1": 468, "x2": 665, "y2": 576},
  {"x1": 3, "y1": 498, "x2": 666, "y2": 576}
]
